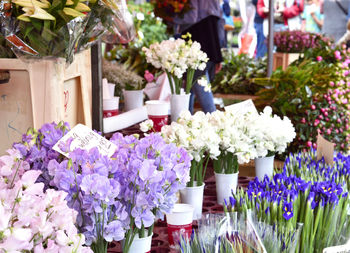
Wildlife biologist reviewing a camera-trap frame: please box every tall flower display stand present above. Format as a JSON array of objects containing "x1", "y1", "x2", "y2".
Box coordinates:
[
  {"x1": 273, "y1": 52, "x2": 301, "y2": 71},
  {"x1": 0, "y1": 50, "x2": 92, "y2": 155}
]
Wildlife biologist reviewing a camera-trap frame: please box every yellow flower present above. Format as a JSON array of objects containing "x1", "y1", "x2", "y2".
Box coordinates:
[
  {"x1": 30, "y1": 4, "x2": 55, "y2": 20},
  {"x1": 12, "y1": 0, "x2": 50, "y2": 9},
  {"x1": 75, "y1": 2, "x2": 90, "y2": 12},
  {"x1": 62, "y1": 7, "x2": 85, "y2": 17}
]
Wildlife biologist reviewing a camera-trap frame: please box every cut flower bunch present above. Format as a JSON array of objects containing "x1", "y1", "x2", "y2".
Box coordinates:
[
  {"x1": 7, "y1": 122, "x2": 191, "y2": 253},
  {"x1": 143, "y1": 35, "x2": 209, "y2": 94},
  {"x1": 160, "y1": 106, "x2": 295, "y2": 183},
  {"x1": 229, "y1": 149, "x2": 350, "y2": 252},
  {"x1": 0, "y1": 149, "x2": 91, "y2": 252},
  {"x1": 0, "y1": 0, "x2": 134, "y2": 62}
]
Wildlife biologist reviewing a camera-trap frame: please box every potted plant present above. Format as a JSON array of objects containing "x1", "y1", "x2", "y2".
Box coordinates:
[
  {"x1": 273, "y1": 31, "x2": 325, "y2": 70},
  {"x1": 161, "y1": 111, "x2": 221, "y2": 219},
  {"x1": 103, "y1": 60, "x2": 146, "y2": 111},
  {"x1": 143, "y1": 35, "x2": 209, "y2": 121}
]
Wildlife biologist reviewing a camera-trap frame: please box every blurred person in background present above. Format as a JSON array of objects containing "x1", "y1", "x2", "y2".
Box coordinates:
[
  {"x1": 301, "y1": 0, "x2": 323, "y2": 32},
  {"x1": 222, "y1": 0, "x2": 235, "y2": 47},
  {"x1": 257, "y1": 0, "x2": 304, "y2": 32},
  {"x1": 252, "y1": 0, "x2": 267, "y2": 58},
  {"x1": 173, "y1": 0, "x2": 223, "y2": 114},
  {"x1": 322, "y1": 0, "x2": 350, "y2": 42}
]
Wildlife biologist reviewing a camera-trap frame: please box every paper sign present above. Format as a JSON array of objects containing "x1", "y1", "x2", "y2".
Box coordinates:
[
  {"x1": 224, "y1": 99, "x2": 258, "y2": 116},
  {"x1": 53, "y1": 124, "x2": 117, "y2": 157},
  {"x1": 316, "y1": 133, "x2": 334, "y2": 165},
  {"x1": 323, "y1": 243, "x2": 350, "y2": 253}
]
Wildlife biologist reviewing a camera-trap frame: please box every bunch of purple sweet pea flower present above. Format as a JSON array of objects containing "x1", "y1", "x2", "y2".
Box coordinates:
[
  {"x1": 227, "y1": 150, "x2": 350, "y2": 252},
  {"x1": 110, "y1": 132, "x2": 191, "y2": 252},
  {"x1": 12, "y1": 122, "x2": 191, "y2": 253}
]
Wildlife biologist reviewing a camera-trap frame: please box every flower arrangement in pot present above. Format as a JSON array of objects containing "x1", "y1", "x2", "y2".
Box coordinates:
[
  {"x1": 274, "y1": 31, "x2": 327, "y2": 54},
  {"x1": 143, "y1": 35, "x2": 209, "y2": 121},
  {"x1": 209, "y1": 109, "x2": 260, "y2": 205},
  {"x1": 250, "y1": 106, "x2": 296, "y2": 180},
  {"x1": 109, "y1": 132, "x2": 191, "y2": 252},
  {"x1": 161, "y1": 111, "x2": 221, "y2": 219}
]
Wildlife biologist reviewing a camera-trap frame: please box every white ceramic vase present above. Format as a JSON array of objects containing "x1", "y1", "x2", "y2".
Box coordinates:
[
  {"x1": 215, "y1": 172, "x2": 239, "y2": 205},
  {"x1": 170, "y1": 94, "x2": 190, "y2": 122},
  {"x1": 179, "y1": 182, "x2": 205, "y2": 220},
  {"x1": 123, "y1": 89, "x2": 144, "y2": 111},
  {"x1": 255, "y1": 155, "x2": 275, "y2": 181}
]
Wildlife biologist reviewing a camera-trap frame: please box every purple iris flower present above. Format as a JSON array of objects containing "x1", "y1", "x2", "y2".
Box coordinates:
[{"x1": 282, "y1": 202, "x2": 294, "y2": 221}]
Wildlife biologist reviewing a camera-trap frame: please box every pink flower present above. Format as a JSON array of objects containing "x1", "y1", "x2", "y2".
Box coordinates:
[
  {"x1": 324, "y1": 111, "x2": 328, "y2": 117},
  {"x1": 301, "y1": 118, "x2": 306, "y2": 124},
  {"x1": 313, "y1": 143, "x2": 317, "y2": 149},
  {"x1": 311, "y1": 104, "x2": 316, "y2": 110},
  {"x1": 316, "y1": 56, "x2": 323, "y2": 61},
  {"x1": 326, "y1": 129, "x2": 331, "y2": 135},
  {"x1": 306, "y1": 141, "x2": 312, "y2": 147},
  {"x1": 329, "y1": 81, "x2": 335, "y2": 87},
  {"x1": 334, "y1": 50, "x2": 342, "y2": 60},
  {"x1": 144, "y1": 70, "x2": 154, "y2": 83}
]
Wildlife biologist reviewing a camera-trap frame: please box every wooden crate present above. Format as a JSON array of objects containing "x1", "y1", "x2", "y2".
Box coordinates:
[
  {"x1": 273, "y1": 52, "x2": 301, "y2": 71},
  {"x1": 0, "y1": 50, "x2": 92, "y2": 155}
]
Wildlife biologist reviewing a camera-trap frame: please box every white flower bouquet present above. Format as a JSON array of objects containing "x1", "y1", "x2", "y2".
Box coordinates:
[{"x1": 142, "y1": 35, "x2": 209, "y2": 94}]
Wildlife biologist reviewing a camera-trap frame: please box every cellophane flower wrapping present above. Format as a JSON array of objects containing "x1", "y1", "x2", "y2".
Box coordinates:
[
  {"x1": 0, "y1": 0, "x2": 135, "y2": 62},
  {"x1": 177, "y1": 212, "x2": 267, "y2": 252},
  {"x1": 230, "y1": 149, "x2": 350, "y2": 252},
  {"x1": 0, "y1": 149, "x2": 92, "y2": 252}
]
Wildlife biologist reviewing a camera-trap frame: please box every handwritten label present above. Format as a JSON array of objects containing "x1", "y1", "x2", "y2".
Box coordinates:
[
  {"x1": 316, "y1": 133, "x2": 334, "y2": 165},
  {"x1": 224, "y1": 99, "x2": 258, "y2": 116},
  {"x1": 53, "y1": 124, "x2": 117, "y2": 158}
]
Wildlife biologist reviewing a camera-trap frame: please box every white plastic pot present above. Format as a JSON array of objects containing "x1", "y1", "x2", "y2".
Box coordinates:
[
  {"x1": 215, "y1": 172, "x2": 239, "y2": 205},
  {"x1": 170, "y1": 94, "x2": 190, "y2": 122},
  {"x1": 179, "y1": 182, "x2": 205, "y2": 220},
  {"x1": 255, "y1": 155, "x2": 275, "y2": 181}
]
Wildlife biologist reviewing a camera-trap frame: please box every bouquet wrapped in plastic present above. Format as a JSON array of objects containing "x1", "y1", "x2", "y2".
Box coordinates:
[
  {"x1": 177, "y1": 212, "x2": 277, "y2": 252},
  {"x1": 0, "y1": 0, "x2": 135, "y2": 62}
]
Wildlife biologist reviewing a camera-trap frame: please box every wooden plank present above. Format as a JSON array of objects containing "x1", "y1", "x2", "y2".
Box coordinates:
[{"x1": 214, "y1": 93, "x2": 259, "y2": 101}]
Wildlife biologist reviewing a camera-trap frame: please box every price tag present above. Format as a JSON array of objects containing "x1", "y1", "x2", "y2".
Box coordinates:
[
  {"x1": 224, "y1": 99, "x2": 258, "y2": 116},
  {"x1": 316, "y1": 133, "x2": 334, "y2": 165},
  {"x1": 53, "y1": 124, "x2": 117, "y2": 158}
]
